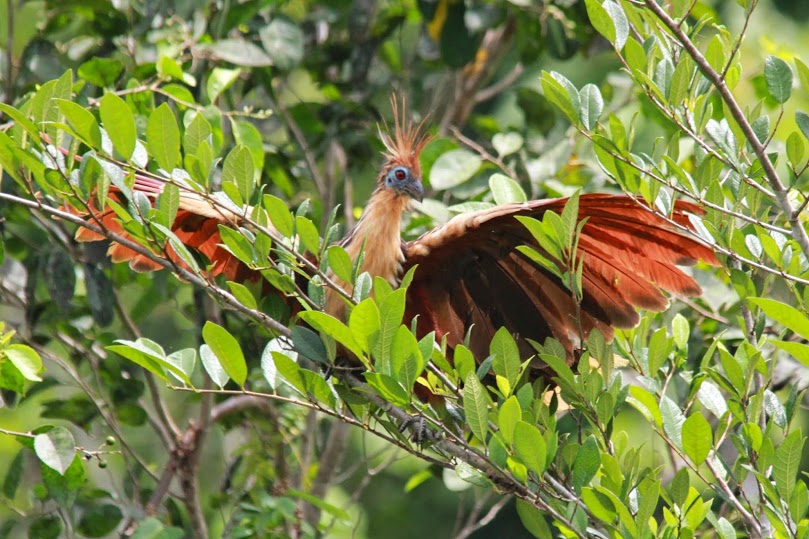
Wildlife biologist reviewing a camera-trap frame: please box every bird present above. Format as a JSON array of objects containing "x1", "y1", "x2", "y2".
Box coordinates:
[{"x1": 72, "y1": 99, "x2": 719, "y2": 379}]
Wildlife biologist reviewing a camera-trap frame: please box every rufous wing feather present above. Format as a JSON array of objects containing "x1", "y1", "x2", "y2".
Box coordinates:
[
  {"x1": 403, "y1": 194, "x2": 718, "y2": 377},
  {"x1": 72, "y1": 178, "x2": 258, "y2": 283}
]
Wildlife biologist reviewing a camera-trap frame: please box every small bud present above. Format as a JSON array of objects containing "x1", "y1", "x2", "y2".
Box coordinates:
[
  {"x1": 105, "y1": 436, "x2": 116, "y2": 446},
  {"x1": 98, "y1": 460, "x2": 107, "y2": 469}
]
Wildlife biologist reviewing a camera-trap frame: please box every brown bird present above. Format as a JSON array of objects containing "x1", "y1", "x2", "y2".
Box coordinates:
[{"x1": 73, "y1": 102, "x2": 718, "y2": 378}]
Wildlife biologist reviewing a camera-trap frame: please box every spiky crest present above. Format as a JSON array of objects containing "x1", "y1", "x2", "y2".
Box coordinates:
[{"x1": 377, "y1": 96, "x2": 432, "y2": 184}]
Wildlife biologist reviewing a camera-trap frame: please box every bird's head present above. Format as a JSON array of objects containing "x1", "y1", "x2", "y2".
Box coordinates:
[{"x1": 378, "y1": 97, "x2": 432, "y2": 203}]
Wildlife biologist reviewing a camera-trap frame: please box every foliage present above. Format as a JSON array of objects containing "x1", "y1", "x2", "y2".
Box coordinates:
[{"x1": 2, "y1": 0, "x2": 809, "y2": 538}]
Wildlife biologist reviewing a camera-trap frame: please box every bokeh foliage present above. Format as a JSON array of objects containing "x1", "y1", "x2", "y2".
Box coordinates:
[{"x1": 2, "y1": 0, "x2": 809, "y2": 538}]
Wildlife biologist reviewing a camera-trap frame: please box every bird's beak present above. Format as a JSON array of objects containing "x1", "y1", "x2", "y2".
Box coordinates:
[{"x1": 404, "y1": 178, "x2": 424, "y2": 202}]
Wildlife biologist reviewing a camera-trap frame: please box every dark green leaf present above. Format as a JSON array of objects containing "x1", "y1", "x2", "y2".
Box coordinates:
[
  {"x1": 579, "y1": 84, "x2": 603, "y2": 130},
  {"x1": 573, "y1": 435, "x2": 600, "y2": 492},
  {"x1": 765, "y1": 55, "x2": 793, "y2": 103},
  {"x1": 774, "y1": 430, "x2": 804, "y2": 501},
  {"x1": 78, "y1": 57, "x2": 123, "y2": 88},
  {"x1": 78, "y1": 504, "x2": 123, "y2": 537},
  {"x1": 2, "y1": 450, "x2": 23, "y2": 499}
]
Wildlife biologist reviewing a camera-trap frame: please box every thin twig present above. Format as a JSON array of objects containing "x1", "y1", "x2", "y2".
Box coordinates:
[{"x1": 644, "y1": 0, "x2": 809, "y2": 263}]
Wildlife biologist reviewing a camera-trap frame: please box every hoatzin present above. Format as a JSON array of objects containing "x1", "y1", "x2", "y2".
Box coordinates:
[{"x1": 73, "y1": 103, "x2": 718, "y2": 379}]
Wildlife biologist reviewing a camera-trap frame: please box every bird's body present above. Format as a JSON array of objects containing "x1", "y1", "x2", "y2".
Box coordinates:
[{"x1": 73, "y1": 101, "x2": 718, "y2": 376}]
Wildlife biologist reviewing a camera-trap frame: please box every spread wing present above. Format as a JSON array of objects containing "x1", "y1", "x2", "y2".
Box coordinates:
[
  {"x1": 74, "y1": 175, "x2": 257, "y2": 283},
  {"x1": 402, "y1": 194, "x2": 718, "y2": 374}
]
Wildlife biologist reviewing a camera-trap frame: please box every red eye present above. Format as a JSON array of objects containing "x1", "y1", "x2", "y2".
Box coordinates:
[{"x1": 395, "y1": 168, "x2": 407, "y2": 181}]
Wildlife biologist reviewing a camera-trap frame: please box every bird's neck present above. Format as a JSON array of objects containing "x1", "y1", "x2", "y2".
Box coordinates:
[{"x1": 325, "y1": 187, "x2": 409, "y2": 319}]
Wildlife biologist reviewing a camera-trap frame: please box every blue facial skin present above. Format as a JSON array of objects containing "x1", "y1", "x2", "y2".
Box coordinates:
[{"x1": 385, "y1": 166, "x2": 424, "y2": 202}]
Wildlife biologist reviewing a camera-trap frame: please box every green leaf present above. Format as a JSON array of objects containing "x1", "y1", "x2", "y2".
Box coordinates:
[
  {"x1": 541, "y1": 71, "x2": 580, "y2": 125},
  {"x1": 259, "y1": 18, "x2": 304, "y2": 70},
  {"x1": 797, "y1": 110, "x2": 809, "y2": 140},
  {"x1": 787, "y1": 131, "x2": 804, "y2": 166},
  {"x1": 765, "y1": 56, "x2": 793, "y2": 104},
  {"x1": 670, "y1": 467, "x2": 689, "y2": 506},
  {"x1": 579, "y1": 84, "x2": 603, "y2": 130},
  {"x1": 669, "y1": 56, "x2": 694, "y2": 106},
  {"x1": 513, "y1": 421, "x2": 546, "y2": 476},
  {"x1": 205, "y1": 39, "x2": 272, "y2": 67},
  {"x1": 585, "y1": 0, "x2": 615, "y2": 46},
  {"x1": 492, "y1": 132, "x2": 524, "y2": 156},
  {"x1": 697, "y1": 381, "x2": 728, "y2": 418},
  {"x1": 199, "y1": 344, "x2": 230, "y2": 388},
  {"x1": 34, "y1": 427, "x2": 76, "y2": 475},
  {"x1": 227, "y1": 281, "x2": 257, "y2": 310},
  {"x1": 660, "y1": 396, "x2": 685, "y2": 449},
  {"x1": 206, "y1": 67, "x2": 241, "y2": 104},
  {"x1": 28, "y1": 516, "x2": 62, "y2": 539},
  {"x1": 327, "y1": 245, "x2": 354, "y2": 283},
  {"x1": 582, "y1": 487, "x2": 617, "y2": 524},
  {"x1": 628, "y1": 385, "x2": 663, "y2": 428},
  {"x1": 0, "y1": 102, "x2": 41, "y2": 144},
  {"x1": 602, "y1": 0, "x2": 628, "y2": 50},
  {"x1": 774, "y1": 429, "x2": 804, "y2": 501},
  {"x1": 54, "y1": 99, "x2": 102, "y2": 148},
  {"x1": 264, "y1": 194, "x2": 293, "y2": 237},
  {"x1": 99, "y1": 93, "x2": 136, "y2": 160},
  {"x1": 349, "y1": 298, "x2": 380, "y2": 355},
  {"x1": 463, "y1": 371, "x2": 491, "y2": 443},
  {"x1": 573, "y1": 435, "x2": 600, "y2": 492},
  {"x1": 295, "y1": 215, "x2": 320, "y2": 254},
  {"x1": 404, "y1": 469, "x2": 433, "y2": 493},
  {"x1": 516, "y1": 499, "x2": 552, "y2": 539},
  {"x1": 647, "y1": 327, "x2": 671, "y2": 375},
  {"x1": 488, "y1": 173, "x2": 526, "y2": 204},
  {"x1": 491, "y1": 327, "x2": 520, "y2": 391},
  {"x1": 430, "y1": 149, "x2": 481, "y2": 190},
  {"x1": 146, "y1": 103, "x2": 181, "y2": 171},
  {"x1": 672, "y1": 313, "x2": 689, "y2": 350},
  {"x1": 682, "y1": 413, "x2": 712, "y2": 465},
  {"x1": 268, "y1": 351, "x2": 306, "y2": 395},
  {"x1": 78, "y1": 504, "x2": 123, "y2": 538},
  {"x1": 222, "y1": 144, "x2": 255, "y2": 201},
  {"x1": 299, "y1": 311, "x2": 364, "y2": 360},
  {"x1": 364, "y1": 372, "x2": 409, "y2": 407},
  {"x1": 764, "y1": 389, "x2": 787, "y2": 428},
  {"x1": 78, "y1": 57, "x2": 123, "y2": 87},
  {"x1": 748, "y1": 297, "x2": 809, "y2": 340},
  {"x1": 5, "y1": 344, "x2": 43, "y2": 382},
  {"x1": 2, "y1": 449, "x2": 23, "y2": 499},
  {"x1": 391, "y1": 325, "x2": 424, "y2": 389},
  {"x1": 372, "y1": 288, "x2": 407, "y2": 371},
  {"x1": 155, "y1": 182, "x2": 179, "y2": 229},
  {"x1": 202, "y1": 322, "x2": 247, "y2": 387},
  {"x1": 498, "y1": 396, "x2": 521, "y2": 445},
  {"x1": 183, "y1": 112, "x2": 212, "y2": 156},
  {"x1": 129, "y1": 518, "x2": 184, "y2": 539}
]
